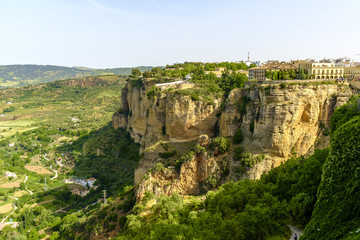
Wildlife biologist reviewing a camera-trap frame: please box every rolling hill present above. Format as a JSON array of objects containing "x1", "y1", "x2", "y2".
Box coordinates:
[{"x1": 0, "y1": 64, "x2": 153, "y2": 88}]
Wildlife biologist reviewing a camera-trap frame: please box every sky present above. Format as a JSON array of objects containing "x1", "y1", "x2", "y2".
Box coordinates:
[{"x1": 1, "y1": 0, "x2": 360, "y2": 68}]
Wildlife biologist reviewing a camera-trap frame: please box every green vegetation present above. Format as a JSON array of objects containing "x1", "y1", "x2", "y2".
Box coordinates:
[
  {"x1": 209, "y1": 136, "x2": 230, "y2": 154},
  {"x1": 233, "y1": 128, "x2": 243, "y2": 144},
  {"x1": 117, "y1": 184, "x2": 289, "y2": 240},
  {"x1": 265, "y1": 69, "x2": 309, "y2": 80},
  {"x1": 109, "y1": 146, "x2": 329, "y2": 240},
  {"x1": 60, "y1": 125, "x2": 140, "y2": 196},
  {"x1": 0, "y1": 75, "x2": 141, "y2": 239},
  {"x1": 240, "y1": 153, "x2": 265, "y2": 168},
  {"x1": 158, "y1": 151, "x2": 176, "y2": 159},
  {"x1": 140, "y1": 62, "x2": 250, "y2": 104},
  {"x1": 131, "y1": 68, "x2": 142, "y2": 77},
  {"x1": 302, "y1": 97, "x2": 360, "y2": 239},
  {"x1": 147, "y1": 85, "x2": 161, "y2": 99},
  {"x1": 238, "y1": 96, "x2": 251, "y2": 116},
  {"x1": 142, "y1": 62, "x2": 251, "y2": 81},
  {"x1": 329, "y1": 95, "x2": 360, "y2": 134}
]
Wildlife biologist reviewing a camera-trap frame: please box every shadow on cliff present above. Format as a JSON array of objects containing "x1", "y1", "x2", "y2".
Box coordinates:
[{"x1": 56, "y1": 122, "x2": 140, "y2": 205}]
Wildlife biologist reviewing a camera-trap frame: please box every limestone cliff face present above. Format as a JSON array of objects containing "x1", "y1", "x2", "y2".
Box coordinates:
[
  {"x1": 113, "y1": 81, "x2": 222, "y2": 184},
  {"x1": 135, "y1": 150, "x2": 227, "y2": 201},
  {"x1": 219, "y1": 83, "x2": 352, "y2": 167},
  {"x1": 113, "y1": 82, "x2": 221, "y2": 147},
  {"x1": 113, "y1": 81, "x2": 353, "y2": 197}
]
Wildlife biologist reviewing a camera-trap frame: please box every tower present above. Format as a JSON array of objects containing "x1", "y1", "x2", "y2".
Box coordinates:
[{"x1": 103, "y1": 190, "x2": 107, "y2": 205}]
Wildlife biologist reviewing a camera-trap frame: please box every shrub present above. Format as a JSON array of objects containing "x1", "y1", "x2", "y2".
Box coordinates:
[
  {"x1": 153, "y1": 163, "x2": 165, "y2": 173},
  {"x1": 3, "y1": 106, "x2": 16, "y2": 113},
  {"x1": 205, "y1": 175, "x2": 217, "y2": 188},
  {"x1": 233, "y1": 146, "x2": 244, "y2": 161},
  {"x1": 175, "y1": 159, "x2": 183, "y2": 172},
  {"x1": 323, "y1": 127, "x2": 330, "y2": 136},
  {"x1": 130, "y1": 78, "x2": 143, "y2": 87},
  {"x1": 264, "y1": 85, "x2": 271, "y2": 95},
  {"x1": 142, "y1": 191, "x2": 156, "y2": 202},
  {"x1": 238, "y1": 96, "x2": 251, "y2": 116},
  {"x1": 209, "y1": 137, "x2": 230, "y2": 154},
  {"x1": 280, "y1": 82, "x2": 287, "y2": 89},
  {"x1": 190, "y1": 93, "x2": 200, "y2": 101},
  {"x1": 159, "y1": 151, "x2": 176, "y2": 159},
  {"x1": 147, "y1": 86, "x2": 160, "y2": 99},
  {"x1": 233, "y1": 128, "x2": 243, "y2": 143},
  {"x1": 181, "y1": 151, "x2": 195, "y2": 162},
  {"x1": 193, "y1": 145, "x2": 206, "y2": 155}
]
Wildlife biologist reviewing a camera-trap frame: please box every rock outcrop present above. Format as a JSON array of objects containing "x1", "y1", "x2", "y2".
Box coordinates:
[
  {"x1": 219, "y1": 83, "x2": 351, "y2": 167},
  {"x1": 113, "y1": 80, "x2": 353, "y2": 198},
  {"x1": 135, "y1": 151, "x2": 226, "y2": 201},
  {"x1": 113, "y1": 81, "x2": 222, "y2": 148}
]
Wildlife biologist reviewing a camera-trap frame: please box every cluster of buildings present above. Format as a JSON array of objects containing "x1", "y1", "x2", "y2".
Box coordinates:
[
  {"x1": 65, "y1": 177, "x2": 97, "y2": 188},
  {"x1": 65, "y1": 177, "x2": 97, "y2": 197},
  {"x1": 248, "y1": 57, "x2": 360, "y2": 81}
]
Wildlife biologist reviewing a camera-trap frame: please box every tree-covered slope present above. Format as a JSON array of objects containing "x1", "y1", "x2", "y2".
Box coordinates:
[
  {"x1": 302, "y1": 97, "x2": 360, "y2": 240},
  {"x1": 0, "y1": 64, "x2": 152, "y2": 88}
]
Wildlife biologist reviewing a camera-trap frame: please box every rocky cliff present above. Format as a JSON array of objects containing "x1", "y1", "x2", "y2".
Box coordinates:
[
  {"x1": 113, "y1": 80, "x2": 353, "y2": 199},
  {"x1": 113, "y1": 81, "x2": 221, "y2": 148},
  {"x1": 219, "y1": 83, "x2": 351, "y2": 167}
]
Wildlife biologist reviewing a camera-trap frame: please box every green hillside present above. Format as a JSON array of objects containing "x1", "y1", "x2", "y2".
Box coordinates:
[
  {"x1": 0, "y1": 75, "x2": 142, "y2": 239},
  {"x1": 0, "y1": 64, "x2": 153, "y2": 88},
  {"x1": 302, "y1": 96, "x2": 360, "y2": 240}
]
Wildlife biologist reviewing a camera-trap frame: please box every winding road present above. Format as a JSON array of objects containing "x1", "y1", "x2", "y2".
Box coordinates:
[
  {"x1": 24, "y1": 175, "x2": 33, "y2": 195},
  {"x1": 43, "y1": 153, "x2": 58, "y2": 180},
  {"x1": 50, "y1": 165, "x2": 58, "y2": 180}
]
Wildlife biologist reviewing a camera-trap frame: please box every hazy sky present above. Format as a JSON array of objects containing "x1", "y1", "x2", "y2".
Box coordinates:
[{"x1": 1, "y1": 0, "x2": 360, "y2": 68}]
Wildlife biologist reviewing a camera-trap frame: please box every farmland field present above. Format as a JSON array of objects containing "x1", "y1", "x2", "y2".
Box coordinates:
[
  {"x1": 24, "y1": 165, "x2": 52, "y2": 175},
  {"x1": 0, "y1": 203, "x2": 13, "y2": 214},
  {"x1": 0, "y1": 180, "x2": 21, "y2": 188}
]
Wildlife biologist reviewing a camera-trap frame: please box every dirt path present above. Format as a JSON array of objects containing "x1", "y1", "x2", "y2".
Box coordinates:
[
  {"x1": 50, "y1": 165, "x2": 58, "y2": 180},
  {"x1": 289, "y1": 225, "x2": 304, "y2": 240},
  {"x1": 24, "y1": 175, "x2": 33, "y2": 195},
  {"x1": 44, "y1": 153, "x2": 58, "y2": 180}
]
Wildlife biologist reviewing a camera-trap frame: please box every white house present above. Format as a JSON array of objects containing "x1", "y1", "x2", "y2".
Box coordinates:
[
  {"x1": 87, "y1": 178, "x2": 96, "y2": 188},
  {"x1": 5, "y1": 171, "x2": 17, "y2": 178}
]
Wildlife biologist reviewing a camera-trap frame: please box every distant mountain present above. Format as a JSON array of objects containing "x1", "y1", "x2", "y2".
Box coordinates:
[{"x1": 0, "y1": 64, "x2": 153, "y2": 88}]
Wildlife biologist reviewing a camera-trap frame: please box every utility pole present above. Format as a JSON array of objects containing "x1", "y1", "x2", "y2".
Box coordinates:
[{"x1": 103, "y1": 190, "x2": 107, "y2": 205}]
